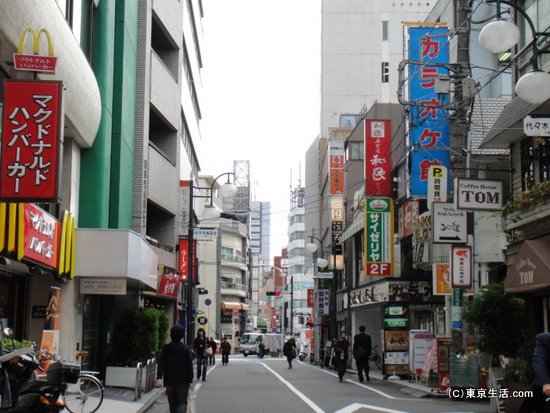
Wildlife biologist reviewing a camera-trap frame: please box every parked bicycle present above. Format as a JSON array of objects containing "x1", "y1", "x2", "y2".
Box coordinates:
[
  {"x1": 369, "y1": 345, "x2": 382, "y2": 370},
  {"x1": 42, "y1": 350, "x2": 104, "y2": 413}
]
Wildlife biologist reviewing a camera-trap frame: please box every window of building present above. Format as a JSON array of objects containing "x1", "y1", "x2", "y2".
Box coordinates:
[
  {"x1": 382, "y1": 21, "x2": 389, "y2": 41},
  {"x1": 381, "y1": 62, "x2": 390, "y2": 83},
  {"x1": 347, "y1": 142, "x2": 364, "y2": 161},
  {"x1": 521, "y1": 137, "x2": 536, "y2": 190}
]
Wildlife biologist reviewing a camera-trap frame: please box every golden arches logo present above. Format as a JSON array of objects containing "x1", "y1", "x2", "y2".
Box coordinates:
[
  {"x1": 18, "y1": 27, "x2": 55, "y2": 56},
  {"x1": 13, "y1": 27, "x2": 57, "y2": 73}
]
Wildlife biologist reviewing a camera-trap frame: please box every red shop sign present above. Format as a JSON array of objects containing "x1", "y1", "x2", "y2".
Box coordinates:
[
  {"x1": 18, "y1": 203, "x2": 60, "y2": 269},
  {"x1": 178, "y1": 238, "x2": 197, "y2": 284},
  {"x1": 365, "y1": 119, "x2": 392, "y2": 196},
  {"x1": 157, "y1": 265, "x2": 180, "y2": 297},
  {"x1": 0, "y1": 81, "x2": 63, "y2": 201}
]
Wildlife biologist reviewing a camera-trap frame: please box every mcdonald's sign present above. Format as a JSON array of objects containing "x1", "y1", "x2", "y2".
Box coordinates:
[
  {"x1": 0, "y1": 203, "x2": 75, "y2": 278},
  {"x1": 0, "y1": 80, "x2": 63, "y2": 201},
  {"x1": 13, "y1": 28, "x2": 57, "y2": 73}
]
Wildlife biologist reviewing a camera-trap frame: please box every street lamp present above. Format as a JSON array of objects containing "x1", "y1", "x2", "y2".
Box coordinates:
[
  {"x1": 306, "y1": 231, "x2": 328, "y2": 365},
  {"x1": 478, "y1": 0, "x2": 550, "y2": 104},
  {"x1": 184, "y1": 172, "x2": 236, "y2": 346}
]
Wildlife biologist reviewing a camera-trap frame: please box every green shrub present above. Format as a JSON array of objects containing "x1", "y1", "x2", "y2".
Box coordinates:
[
  {"x1": 109, "y1": 307, "x2": 167, "y2": 366},
  {"x1": 462, "y1": 283, "x2": 527, "y2": 358}
]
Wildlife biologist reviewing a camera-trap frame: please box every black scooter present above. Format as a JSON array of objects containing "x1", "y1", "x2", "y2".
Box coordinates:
[{"x1": 0, "y1": 328, "x2": 69, "y2": 412}]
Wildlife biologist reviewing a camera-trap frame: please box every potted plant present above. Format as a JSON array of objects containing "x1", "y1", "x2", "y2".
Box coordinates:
[{"x1": 105, "y1": 307, "x2": 168, "y2": 388}]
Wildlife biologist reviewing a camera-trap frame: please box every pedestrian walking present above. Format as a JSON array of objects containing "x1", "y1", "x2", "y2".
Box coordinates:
[
  {"x1": 155, "y1": 325, "x2": 193, "y2": 413},
  {"x1": 208, "y1": 337, "x2": 217, "y2": 365},
  {"x1": 193, "y1": 328, "x2": 209, "y2": 381},
  {"x1": 334, "y1": 332, "x2": 350, "y2": 382},
  {"x1": 258, "y1": 340, "x2": 266, "y2": 359},
  {"x1": 519, "y1": 332, "x2": 550, "y2": 413},
  {"x1": 283, "y1": 338, "x2": 297, "y2": 369},
  {"x1": 353, "y1": 325, "x2": 372, "y2": 383},
  {"x1": 221, "y1": 337, "x2": 231, "y2": 366}
]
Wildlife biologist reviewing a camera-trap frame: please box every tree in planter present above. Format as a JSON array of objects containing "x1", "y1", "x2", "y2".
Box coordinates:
[
  {"x1": 462, "y1": 282, "x2": 528, "y2": 364},
  {"x1": 110, "y1": 307, "x2": 160, "y2": 366}
]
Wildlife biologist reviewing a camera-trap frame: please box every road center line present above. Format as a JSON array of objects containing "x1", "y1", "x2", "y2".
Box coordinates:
[{"x1": 260, "y1": 362, "x2": 326, "y2": 413}]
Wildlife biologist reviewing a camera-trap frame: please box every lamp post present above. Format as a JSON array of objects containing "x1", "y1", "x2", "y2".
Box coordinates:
[
  {"x1": 305, "y1": 230, "x2": 328, "y2": 365},
  {"x1": 183, "y1": 172, "x2": 236, "y2": 346},
  {"x1": 478, "y1": 0, "x2": 550, "y2": 104}
]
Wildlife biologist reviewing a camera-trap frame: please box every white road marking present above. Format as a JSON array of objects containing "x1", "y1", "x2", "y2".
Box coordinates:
[
  {"x1": 311, "y1": 364, "x2": 427, "y2": 402},
  {"x1": 334, "y1": 402, "x2": 409, "y2": 413},
  {"x1": 260, "y1": 362, "x2": 326, "y2": 413}
]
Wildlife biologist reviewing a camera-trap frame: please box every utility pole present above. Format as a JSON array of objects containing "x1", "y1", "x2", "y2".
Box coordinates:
[{"x1": 450, "y1": 0, "x2": 472, "y2": 354}]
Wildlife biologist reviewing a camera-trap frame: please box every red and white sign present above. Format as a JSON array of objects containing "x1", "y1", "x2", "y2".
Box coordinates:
[
  {"x1": 18, "y1": 203, "x2": 60, "y2": 269},
  {"x1": 365, "y1": 120, "x2": 391, "y2": 196},
  {"x1": 329, "y1": 141, "x2": 345, "y2": 195},
  {"x1": 157, "y1": 265, "x2": 180, "y2": 297},
  {"x1": 13, "y1": 28, "x2": 57, "y2": 74},
  {"x1": 307, "y1": 288, "x2": 314, "y2": 308},
  {"x1": 178, "y1": 238, "x2": 197, "y2": 283},
  {"x1": 398, "y1": 200, "x2": 419, "y2": 239},
  {"x1": 1, "y1": 81, "x2": 63, "y2": 201},
  {"x1": 451, "y1": 245, "x2": 472, "y2": 288}
]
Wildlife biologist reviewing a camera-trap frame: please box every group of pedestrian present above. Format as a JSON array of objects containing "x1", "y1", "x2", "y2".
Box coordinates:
[
  {"x1": 156, "y1": 326, "x2": 233, "y2": 413},
  {"x1": 332, "y1": 326, "x2": 372, "y2": 383}
]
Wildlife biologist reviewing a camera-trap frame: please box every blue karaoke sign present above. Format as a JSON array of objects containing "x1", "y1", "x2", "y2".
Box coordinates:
[{"x1": 408, "y1": 26, "x2": 450, "y2": 196}]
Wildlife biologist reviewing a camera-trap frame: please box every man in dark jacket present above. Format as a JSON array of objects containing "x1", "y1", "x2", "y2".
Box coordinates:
[
  {"x1": 221, "y1": 337, "x2": 231, "y2": 365},
  {"x1": 156, "y1": 325, "x2": 193, "y2": 413},
  {"x1": 520, "y1": 332, "x2": 550, "y2": 413},
  {"x1": 353, "y1": 325, "x2": 372, "y2": 383}
]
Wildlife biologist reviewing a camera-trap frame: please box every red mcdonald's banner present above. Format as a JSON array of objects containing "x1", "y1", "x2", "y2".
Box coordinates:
[
  {"x1": 365, "y1": 119, "x2": 392, "y2": 196},
  {"x1": 1, "y1": 81, "x2": 63, "y2": 201}
]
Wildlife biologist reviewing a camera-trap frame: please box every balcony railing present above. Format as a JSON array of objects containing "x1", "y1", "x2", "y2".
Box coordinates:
[
  {"x1": 221, "y1": 281, "x2": 246, "y2": 291},
  {"x1": 221, "y1": 253, "x2": 246, "y2": 264}
]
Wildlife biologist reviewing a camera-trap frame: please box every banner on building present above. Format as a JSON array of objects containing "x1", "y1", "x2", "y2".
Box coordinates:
[
  {"x1": 408, "y1": 26, "x2": 450, "y2": 196},
  {"x1": 157, "y1": 265, "x2": 180, "y2": 297},
  {"x1": 364, "y1": 197, "x2": 394, "y2": 277},
  {"x1": 398, "y1": 200, "x2": 419, "y2": 239},
  {"x1": 1, "y1": 81, "x2": 63, "y2": 201},
  {"x1": 317, "y1": 289, "x2": 330, "y2": 315},
  {"x1": 365, "y1": 119, "x2": 392, "y2": 196},
  {"x1": 307, "y1": 288, "x2": 314, "y2": 308},
  {"x1": 40, "y1": 286, "x2": 61, "y2": 371},
  {"x1": 178, "y1": 238, "x2": 197, "y2": 283},
  {"x1": 329, "y1": 141, "x2": 345, "y2": 194}
]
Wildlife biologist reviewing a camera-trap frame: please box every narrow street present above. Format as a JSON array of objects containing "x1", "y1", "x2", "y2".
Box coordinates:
[{"x1": 145, "y1": 356, "x2": 493, "y2": 413}]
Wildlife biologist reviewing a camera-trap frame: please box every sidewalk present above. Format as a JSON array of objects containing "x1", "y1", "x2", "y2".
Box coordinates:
[{"x1": 94, "y1": 386, "x2": 164, "y2": 413}]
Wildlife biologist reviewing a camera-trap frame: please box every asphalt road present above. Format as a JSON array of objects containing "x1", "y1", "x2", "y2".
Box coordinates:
[{"x1": 146, "y1": 356, "x2": 495, "y2": 413}]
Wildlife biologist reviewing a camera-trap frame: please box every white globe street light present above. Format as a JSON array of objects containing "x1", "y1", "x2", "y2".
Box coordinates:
[
  {"x1": 478, "y1": 1, "x2": 550, "y2": 105},
  {"x1": 478, "y1": 20, "x2": 520, "y2": 53},
  {"x1": 516, "y1": 71, "x2": 550, "y2": 104},
  {"x1": 305, "y1": 242, "x2": 318, "y2": 254}
]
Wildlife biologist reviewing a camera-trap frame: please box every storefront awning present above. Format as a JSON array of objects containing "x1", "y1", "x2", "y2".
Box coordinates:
[
  {"x1": 339, "y1": 213, "x2": 364, "y2": 243},
  {"x1": 505, "y1": 238, "x2": 550, "y2": 293},
  {"x1": 221, "y1": 301, "x2": 249, "y2": 311}
]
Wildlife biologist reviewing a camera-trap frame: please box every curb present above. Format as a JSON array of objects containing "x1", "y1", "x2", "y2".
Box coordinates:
[{"x1": 136, "y1": 388, "x2": 165, "y2": 413}]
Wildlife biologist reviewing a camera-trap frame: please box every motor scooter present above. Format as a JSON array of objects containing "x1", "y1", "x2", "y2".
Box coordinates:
[{"x1": 0, "y1": 327, "x2": 70, "y2": 412}]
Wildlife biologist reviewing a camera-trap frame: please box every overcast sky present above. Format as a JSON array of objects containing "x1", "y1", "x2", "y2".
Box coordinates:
[{"x1": 200, "y1": 0, "x2": 321, "y2": 259}]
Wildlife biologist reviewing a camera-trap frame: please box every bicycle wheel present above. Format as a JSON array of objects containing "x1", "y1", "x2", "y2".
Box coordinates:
[
  {"x1": 372, "y1": 355, "x2": 381, "y2": 370},
  {"x1": 65, "y1": 374, "x2": 104, "y2": 413}
]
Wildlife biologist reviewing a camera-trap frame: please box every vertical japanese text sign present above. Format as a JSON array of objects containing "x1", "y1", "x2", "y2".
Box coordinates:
[
  {"x1": 365, "y1": 120, "x2": 392, "y2": 196},
  {"x1": 364, "y1": 197, "x2": 394, "y2": 277},
  {"x1": 178, "y1": 238, "x2": 197, "y2": 283},
  {"x1": 1, "y1": 81, "x2": 63, "y2": 201},
  {"x1": 329, "y1": 140, "x2": 345, "y2": 195},
  {"x1": 408, "y1": 26, "x2": 450, "y2": 196}
]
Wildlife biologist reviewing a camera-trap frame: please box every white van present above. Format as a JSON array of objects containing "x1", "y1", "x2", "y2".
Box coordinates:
[{"x1": 240, "y1": 332, "x2": 282, "y2": 356}]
